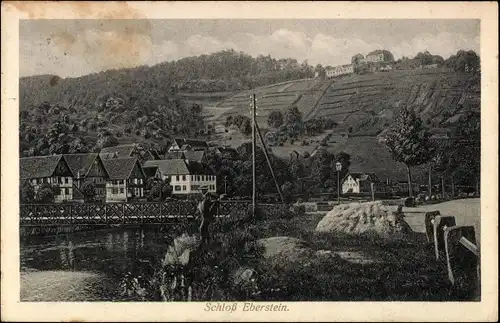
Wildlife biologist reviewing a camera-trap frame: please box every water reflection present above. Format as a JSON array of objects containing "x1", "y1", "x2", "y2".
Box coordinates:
[{"x1": 21, "y1": 227, "x2": 170, "y2": 278}]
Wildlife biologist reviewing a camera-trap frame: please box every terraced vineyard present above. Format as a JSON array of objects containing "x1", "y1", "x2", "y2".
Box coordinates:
[
  {"x1": 311, "y1": 68, "x2": 480, "y2": 131},
  {"x1": 214, "y1": 78, "x2": 330, "y2": 126},
  {"x1": 212, "y1": 68, "x2": 479, "y2": 135}
]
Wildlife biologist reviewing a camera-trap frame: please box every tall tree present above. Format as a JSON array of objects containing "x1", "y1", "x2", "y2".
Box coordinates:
[{"x1": 384, "y1": 106, "x2": 432, "y2": 197}]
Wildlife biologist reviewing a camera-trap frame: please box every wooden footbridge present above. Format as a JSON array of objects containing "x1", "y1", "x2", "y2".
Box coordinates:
[{"x1": 20, "y1": 201, "x2": 287, "y2": 227}]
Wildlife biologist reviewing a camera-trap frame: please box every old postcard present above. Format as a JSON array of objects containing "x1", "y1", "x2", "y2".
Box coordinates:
[{"x1": 1, "y1": 1, "x2": 498, "y2": 322}]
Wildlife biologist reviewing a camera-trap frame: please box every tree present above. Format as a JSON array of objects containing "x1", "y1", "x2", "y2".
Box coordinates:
[
  {"x1": 267, "y1": 110, "x2": 284, "y2": 128},
  {"x1": 384, "y1": 106, "x2": 432, "y2": 197},
  {"x1": 285, "y1": 106, "x2": 302, "y2": 125},
  {"x1": 81, "y1": 180, "x2": 97, "y2": 202},
  {"x1": 239, "y1": 117, "x2": 252, "y2": 136},
  {"x1": 20, "y1": 182, "x2": 35, "y2": 203},
  {"x1": 36, "y1": 183, "x2": 56, "y2": 203}
]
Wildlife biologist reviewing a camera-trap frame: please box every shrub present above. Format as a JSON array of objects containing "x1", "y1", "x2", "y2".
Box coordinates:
[{"x1": 291, "y1": 204, "x2": 306, "y2": 217}]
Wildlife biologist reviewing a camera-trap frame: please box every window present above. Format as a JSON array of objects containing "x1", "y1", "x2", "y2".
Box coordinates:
[
  {"x1": 65, "y1": 188, "x2": 70, "y2": 195},
  {"x1": 182, "y1": 175, "x2": 186, "y2": 181},
  {"x1": 182, "y1": 185, "x2": 186, "y2": 191},
  {"x1": 134, "y1": 178, "x2": 138, "y2": 184},
  {"x1": 139, "y1": 179, "x2": 143, "y2": 185},
  {"x1": 120, "y1": 188, "x2": 124, "y2": 194},
  {"x1": 32, "y1": 179, "x2": 37, "y2": 185},
  {"x1": 175, "y1": 185, "x2": 181, "y2": 191},
  {"x1": 176, "y1": 175, "x2": 180, "y2": 181},
  {"x1": 112, "y1": 188, "x2": 118, "y2": 194}
]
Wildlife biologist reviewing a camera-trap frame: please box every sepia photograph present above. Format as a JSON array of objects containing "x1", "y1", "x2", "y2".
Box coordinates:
[{"x1": 1, "y1": 1, "x2": 498, "y2": 322}]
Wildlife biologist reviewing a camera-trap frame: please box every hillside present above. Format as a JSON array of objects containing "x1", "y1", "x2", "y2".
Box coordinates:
[
  {"x1": 19, "y1": 49, "x2": 314, "y2": 112},
  {"x1": 209, "y1": 68, "x2": 479, "y2": 182},
  {"x1": 214, "y1": 68, "x2": 480, "y2": 133}
]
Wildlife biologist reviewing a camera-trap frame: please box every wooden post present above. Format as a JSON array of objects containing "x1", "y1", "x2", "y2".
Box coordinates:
[
  {"x1": 432, "y1": 215, "x2": 456, "y2": 260},
  {"x1": 251, "y1": 94, "x2": 256, "y2": 217},
  {"x1": 444, "y1": 225, "x2": 479, "y2": 286},
  {"x1": 370, "y1": 182, "x2": 375, "y2": 201}
]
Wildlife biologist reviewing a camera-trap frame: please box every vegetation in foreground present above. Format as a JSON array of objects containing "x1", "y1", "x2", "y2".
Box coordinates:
[{"x1": 119, "y1": 208, "x2": 479, "y2": 302}]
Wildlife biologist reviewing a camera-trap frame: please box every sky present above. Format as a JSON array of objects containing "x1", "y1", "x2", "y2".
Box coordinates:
[{"x1": 19, "y1": 19, "x2": 480, "y2": 78}]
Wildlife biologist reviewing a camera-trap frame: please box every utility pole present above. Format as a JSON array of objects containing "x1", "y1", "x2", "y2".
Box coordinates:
[
  {"x1": 254, "y1": 122, "x2": 284, "y2": 203},
  {"x1": 251, "y1": 94, "x2": 256, "y2": 217}
]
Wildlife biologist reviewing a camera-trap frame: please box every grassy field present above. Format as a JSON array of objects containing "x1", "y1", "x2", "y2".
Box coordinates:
[{"x1": 239, "y1": 198, "x2": 480, "y2": 301}]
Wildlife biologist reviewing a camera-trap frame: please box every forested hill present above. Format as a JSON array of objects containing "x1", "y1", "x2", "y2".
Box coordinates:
[{"x1": 20, "y1": 49, "x2": 315, "y2": 111}]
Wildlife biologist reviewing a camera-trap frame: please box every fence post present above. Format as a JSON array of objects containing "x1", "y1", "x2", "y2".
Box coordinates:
[
  {"x1": 444, "y1": 225, "x2": 479, "y2": 286},
  {"x1": 432, "y1": 215, "x2": 456, "y2": 260}
]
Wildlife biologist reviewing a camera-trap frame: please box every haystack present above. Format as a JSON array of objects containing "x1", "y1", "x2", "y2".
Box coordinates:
[{"x1": 315, "y1": 201, "x2": 412, "y2": 238}]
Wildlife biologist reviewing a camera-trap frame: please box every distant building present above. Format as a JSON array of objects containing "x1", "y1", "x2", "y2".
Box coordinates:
[
  {"x1": 143, "y1": 159, "x2": 216, "y2": 195},
  {"x1": 102, "y1": 157, "x2": 146, "y2": 202},
  {"x1": 63, "y1": 153, "x2": 108, "y2": 202},
  {"x1": 168, "y1": 138, "x2": 209, "y2": 152},
  {"x1": 20, "y1": 155, "x2": 74, "y2": 203},
  {"x1": 326, "y1": 64, "x2": 354, "y2": 78},
  {"x1": 365, "y1": 50, "x2": 394, "y2": 63},
  {"x1": 100, "y1": 144, "x2": 158, "y2": 164},
  {"x1": 341, "y1": 172, "x2": 382, "y2": 194},
  {"x1": 164, "y1": 148, "x2": 206, "y2": 163}
]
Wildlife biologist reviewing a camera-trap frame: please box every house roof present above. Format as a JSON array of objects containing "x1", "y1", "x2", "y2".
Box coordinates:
[
  {"x1": 143, "y1": 159, "x2": 213, "y2": 175},
  {"x1": 102, "y1": 157, "x2": 143, "y2": 180},
  {"x1": 142, "y1": 165, "x2": 159, "y2": 177},
  {"x1": 173, "y1": 138, "x2": 208, "y2": 149},
  {"x1": 149, "y1": 149, "x2": 161, "y2": 160},
  {"x1": 184, "y1": 150, "x2": 205, "y2": 162},
  {"x1": 344, "y1": 172, "x2": 381, "y2": 183},
  {"x1": 216, "y1": 147, "x2": 239, "y2": 159},
  {"x1": 335, "y1": 64, "x2": 353, "y2": 69},
  {"x1": 144, "y1": 159, "x2": 190, "y2": 175},
  {"x1": 20, "y1": 155, "x2": 63, "y2": 180},
  {"x1": 63, "y1": 153, "x2": 104, "y2": 178},
  {"x1": 100, "y1": 144, "x2": 136, "y2": 159},
  {"x1": 164, "y1": 151, "x2": 186, "y2": 159}
]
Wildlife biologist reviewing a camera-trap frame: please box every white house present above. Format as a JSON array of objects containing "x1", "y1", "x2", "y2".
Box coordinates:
[
  {"x1": 326, "y1": 64, "x2": 354, "y2": 78},
  {"x1": 342, "y1": 172, "x2": 381, "y2": 194},
  {"x1": 20, "y1": 155, "x2": 75, "y2": 202},
  {"x1": 102, "y1": 157, "x2": 146, "y2": 202},
  {"x1": 143, "y1": 159, "x2": 216, "y2": 195}
]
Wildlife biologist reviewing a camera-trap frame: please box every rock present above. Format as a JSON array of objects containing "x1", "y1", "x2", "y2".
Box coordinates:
[
  {"x1": 315, "y1": 201, "x2": 412, "y2": 238},
  {"x1": 257, "y1": 236, "x2": 314, "y2": 264}
]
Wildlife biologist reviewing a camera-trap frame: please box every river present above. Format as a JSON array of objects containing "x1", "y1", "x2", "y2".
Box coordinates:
[{"x1": 20, "y1": 226, "x2": 179, "y2": 301}]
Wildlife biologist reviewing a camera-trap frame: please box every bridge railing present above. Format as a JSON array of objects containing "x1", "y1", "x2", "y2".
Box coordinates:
[{"x1": 19, "y1": 201, "x2": 288, "y2": 226}]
